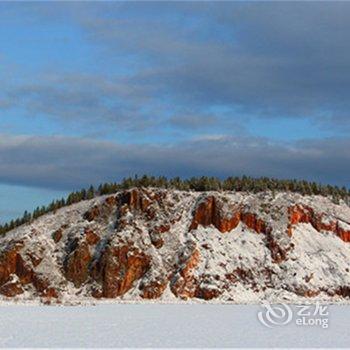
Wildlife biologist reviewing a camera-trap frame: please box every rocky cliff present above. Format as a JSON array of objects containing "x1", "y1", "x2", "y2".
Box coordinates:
[{"x1": 0, "y1": 188, "x2": 349, "y2": 304}]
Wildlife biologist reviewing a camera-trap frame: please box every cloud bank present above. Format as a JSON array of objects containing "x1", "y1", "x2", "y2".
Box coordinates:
[{"x1": 0, "y1": 134, "x2": 349, "y2": 190}]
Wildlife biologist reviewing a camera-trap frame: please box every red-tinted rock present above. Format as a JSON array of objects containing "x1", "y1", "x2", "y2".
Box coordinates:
[
  {"x1": 15, "y1": 254, "x2": 33, "y2": 284},
  {"x1": 91, "y1": 288, "x2": 103, "y2": 299},
  {"x1": 120, "y1": 189, "x2": 151, "y2": 212},
  {"x1": 154, "y1": 224, "x2": 170, "y2": 233},
  {"x1": 241, "y1": 213, "x2": 267, "y2": 234},
  {"x1": 64, "y1": 241, "x2": 91, "y2": 287},
  {"x1": 140, "y1": 278, "x2": 168, "y2": 299},
  {"x1": 288, "y1": 204, "x2": 350, "y2": 242},
  {"x1": 337, "y1": 226, "x2": 350, "y2": 243},
  {"x1": 0, "y1": 282, "x2": 24, "y2": 297},
  {"x1": 171, "y1": 249, "x2": 200, "y2": 299},
  {"x1": 95, "y1": 244, "x2": 151, "y2": 298},
  {"x1": 190, "y1": 196, "x2": 216, "y2": 231},
  {"x1": 335, "y1": 286, "x2": 350, "y2": 298},
  {"x1": 52, "y1": 229, "x2": 63, "y2": 243},
  {"x1": 105, "y1": 196, "x2": 117, "y2": 207},
  {"x1": 27, "y1": 252, "x2": 43, "y2": 267},
  {"x1": 190, "y1": 195, "x2": 268, "y2": 234},
  {"x1": 84, "y1": 206, "x2": 100, "y2": 222},
  {"x1": 266, "y1": 233, "x2": 287, "y2": 263},
  {"x1": 149, "y1": 231, "x2": 164, "y2": 249},
  {"x1": 0, "y1": 243, "x2": 23, "y2": 285},
  {"x1": 84, "y1": 228, "x2": 100, "y2": 245},
  {"x1": 195, "y1": 286, "x2": 221, "y2": 300},
  {"x1": 32, "y1": 274, "x2": 58, "y2": 298}
]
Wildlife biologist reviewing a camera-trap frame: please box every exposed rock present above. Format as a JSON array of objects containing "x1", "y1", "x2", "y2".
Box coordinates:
[
  {"x1": 195, "y1": 286, "x2": 222, "y2": 300},
  {"x1": 32, "y1": 274, "x2": 58, "y2": 298},
  {"x1": 64, "y1": 241, "x2": 91, "y2": 287},
  {"x1": 190, "y1": 195, "x2": 268, "y2": 234},
  {"x1": 83, "y1": 206, "x2": 100, "y2": 222},
  {"x1": 337, "y1": 226, "x2": 350, "y2": 243},
  {"x1": 171, "y1": 248, "x2": 200, "y2": 299},
  {"x1": 241, "y1": 212, "x2": 267, "y2": 234},
  {"x1": 119, "y1": 189, "x2": 152, "y2": 213},
  {"x1": 94, "y1": 244, "x2": 151, "y2": 298},
  {"x1": 27, "y1": 252, "x2": 43, "y2": 267},
  {"x1": 15, "y1": 254, "x2": 34, "y2": 284},
  {"x1": 189, "y1": 196, "x2": 216, "y2": 231},
  {"x1": 288, "y1": 204, "x2": 350, "y2": 242},
  {"x1": 154, "y1": 224, "x2": 170, "y2": 234},
  {"x1": 0, "y1": 282, "x2": 24, "y2": 297},
  {"x1": 266, "y1": 233, "x2": 287, "y2": 263},
  {"x1": 140, "y1": 278, "x2": 168, "y2": 299},
  {"x1": 335, "y1": 286, "x2": 350, "y2": 298},
  {"x1": 84, "y1": 228, "x2": 100, "y2": 246},
  {"x1": 148, "y1": 230, "x2": 164, "y2": 249},
  {"x1": 0, "y1": 242, "x2": 23, "y2": 285},
  {"x1": 52, "y1": 228, "x2": 63, "y2": 243},
  {"x1": 104, "y1": 196, "x2": 117, "y2": 207}
]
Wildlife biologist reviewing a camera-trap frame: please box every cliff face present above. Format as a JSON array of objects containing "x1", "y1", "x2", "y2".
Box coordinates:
[{"x1": 0, "y1": 188, "x2": 350, "y2": 304}]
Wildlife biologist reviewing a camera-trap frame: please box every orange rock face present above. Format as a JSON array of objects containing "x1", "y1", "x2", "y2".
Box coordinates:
[
  {"x1": 288, "y1": 204, "x2": 350, "y2": 242},
  {"x1": 336, "y1": 227, "x2": 350, "y2": 242},
  {"x1": 15, "y1": 254, "x2": 34, "y2": 285},
  {"x1": 84, "y1": 228, "x2": 100, "y2": 246},
  {"x1": 241, "y1": 213, "x2": 267, "y2": 234},
  {"x1": 171, "y1": 249, "x2": 200, "y2": 299},
  {"x1": 94, "y1": 244, "x2": 151, "y2": 298},
  {"x1": 0, "y1": 243, "x2": 23, "y2": 285},
  {"x1": 0, "y1": 242, "x2": 58, "y2": 299},
  {"x1": 189, "y1": 196, "x2": 216, "y2": 231},
  {"x1": 64, "y1": 241, "x2": 91, "y2": 287},
  {"x1": 190, "y1": 195, "x2": 267, "y2": 234},
  {"x1": 189, "y1": 196, "x2": 241, "y2": 233}
]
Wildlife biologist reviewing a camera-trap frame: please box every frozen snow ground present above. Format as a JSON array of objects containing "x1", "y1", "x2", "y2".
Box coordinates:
[{"x1": 0, "y1": 304, "x2": 349, "y2": 348}]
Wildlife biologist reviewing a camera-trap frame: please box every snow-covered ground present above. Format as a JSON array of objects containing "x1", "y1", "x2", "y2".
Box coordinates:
[{"x1": 0, "y1": 304, "x2": 349, "y2": 348}]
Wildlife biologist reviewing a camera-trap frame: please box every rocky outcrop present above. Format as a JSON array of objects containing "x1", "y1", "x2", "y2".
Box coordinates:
[
  {"x1": 288, "y1": 204, "x2": 350, "y2": 242},
  {"x1": 171, "y1": 248, "x2": 200, "y2": 299},
  {"x1": 84, "y1": 228, "x2": 100, "y2": 246},
  {"x1": 52, "y1": 228, "x2": 63, "y2": 243},
  {"x1": 189, "y1": 195, "x2": 268, "y2": 234},
  {"x1": 0, "y1": 242, "x2": 23, "y2": 286},
  {"x1": 119, "y1": 189, "x2": 152, "y2": 213},
  {"x1": 93, "y1": 244, "x2": 151, "y2": 298},
  {"x1": 189, "y1": 196, "x2": 241, "y2": 233},
  {"x1": 241, "y1": 213, "x2": 267, "y2": 234},
  {"x1": 64, "y1": 241, "x2": 91, "y2": 288},
  {"x1": 0, "y1": 241, "x2": 58, "y2": 299},
  {"x1": 0, "y1": 282, "x2": 24, "y2": 297},
  {"x1": 83, "y1": 206, "x2": 101, "y2": 222},
  {"x1": 140, "y1": 277, "x2": 168, "y2": 299}
]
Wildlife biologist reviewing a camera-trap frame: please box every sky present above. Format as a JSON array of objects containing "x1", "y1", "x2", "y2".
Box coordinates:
[{"x1": 1, "y1": 1, "x2": 350, "y2": 222}]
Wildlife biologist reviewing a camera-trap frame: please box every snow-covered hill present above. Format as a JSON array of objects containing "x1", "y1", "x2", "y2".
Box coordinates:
[{"x1": 0, "y1": 188, "x2": 349, "y2": 304}]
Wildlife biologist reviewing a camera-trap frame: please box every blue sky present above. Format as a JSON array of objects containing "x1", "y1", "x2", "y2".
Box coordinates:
[{"x1": 1, "y1": 2, "x2": 350, "y2": 223}]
